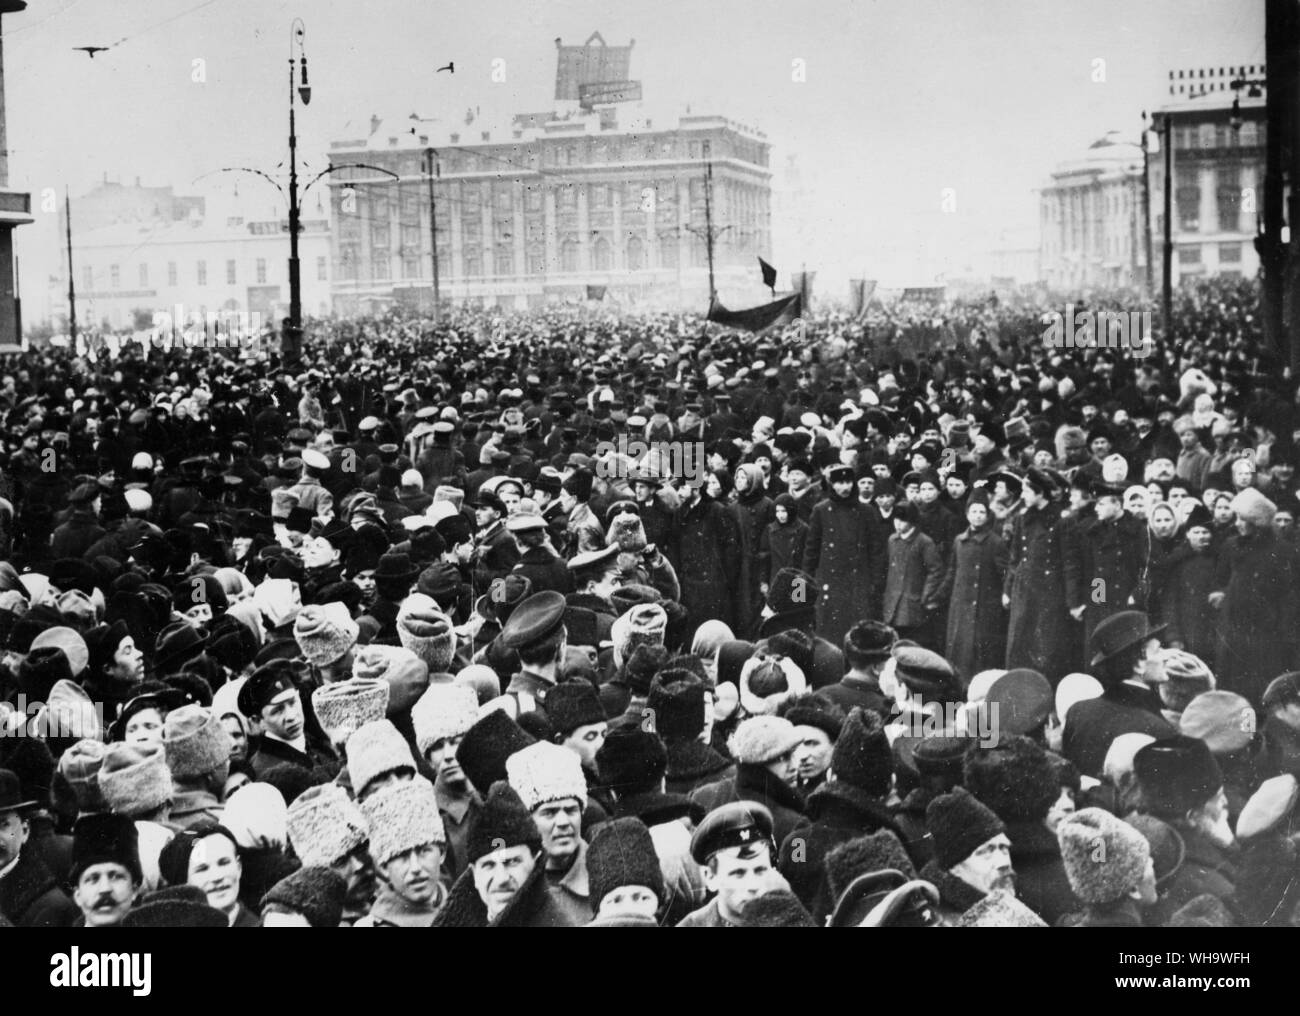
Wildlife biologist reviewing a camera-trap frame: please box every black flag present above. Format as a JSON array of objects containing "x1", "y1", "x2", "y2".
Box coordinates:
[
  {"x1": 586, "y1": 285, "x2": 606, "y2": 301},
  {"x1": 758, "y1": 257, "x2": 777, "y2": 290}
]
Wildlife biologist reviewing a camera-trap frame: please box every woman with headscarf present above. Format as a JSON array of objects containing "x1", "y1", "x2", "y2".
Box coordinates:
[{"x1": 1138, "y1": 501, "x2": 1181, "y2": 617}]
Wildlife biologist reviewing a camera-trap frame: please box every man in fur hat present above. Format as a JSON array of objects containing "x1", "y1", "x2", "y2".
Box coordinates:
[
  {"x1": 411, "y1": 682, "x2": 483, "y2": 879},
  {"x1": 919, "y1": 787, "x2": 1016, "y2": 921},
  {"x1": 69, "y1": 812, "x2": 143, "y2": 928}
]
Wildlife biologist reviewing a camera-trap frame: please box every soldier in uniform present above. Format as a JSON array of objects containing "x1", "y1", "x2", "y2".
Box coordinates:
[{"x1": 677, "y1": 801, "x2": 782, "y2": 927}]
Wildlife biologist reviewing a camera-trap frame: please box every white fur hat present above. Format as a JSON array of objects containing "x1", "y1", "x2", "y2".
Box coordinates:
[
  {"x1": 505, "y1": 741, "x2": 587, "y2": 812},
  {"x1": 287, "y1": 783, "x2": 369, "y2": 867},
  {"x1": 360, "y1": 774, "x2": 446, "y2": 867},
  {"x1": 345, "y1": 719, "x2": 416, "y2": 797},
  {"x1": 411, "y1": 682, "x2": 480, "y2": 757}
]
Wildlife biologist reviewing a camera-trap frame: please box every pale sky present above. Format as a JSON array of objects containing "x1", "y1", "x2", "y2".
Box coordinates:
[{"x1": 3, "y1": 0, "x2": 1263, "y2": 314}]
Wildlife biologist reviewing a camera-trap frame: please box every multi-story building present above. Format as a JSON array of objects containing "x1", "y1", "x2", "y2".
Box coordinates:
[
  {"x1": 1039, "y1": 131, "x2": 1146, "y2": 291},
  {"x1": 327, "y1": 54, "x2": 772, "y2": 313},
  {"x1": 54, "y1": 207, "x2": 332, "y2": 332},
  {"x1": 1153, "y1": 67, "x2": 1266, "y2": 285},
  {"x1": 1040, "y1": 64, "x2": 1268, "y2": 293}
]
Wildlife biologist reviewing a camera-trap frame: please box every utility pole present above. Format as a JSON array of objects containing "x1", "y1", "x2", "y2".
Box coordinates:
[
  {"x1": 686, "y1": 139, "x2": 729, "y2": 306},
  {"x1": 426, "y1": 147, "x2": 440, "y2": 322},
  {"x1": 65, "y1": 187, "x2": 76, "y2": 346},
  {"x1": 1161, "y1": 114, "x2": 1173, "y2": 338},
  {"x1": 1141, "y1": 113, "x2": 1154, "y2": 297},
  {"x1": 1257, "y1": 0, "x2": 1290, "y2": 361}
]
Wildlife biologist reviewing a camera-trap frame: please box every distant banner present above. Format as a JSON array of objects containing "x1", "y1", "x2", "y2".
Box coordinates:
[
  {"x1": 586, "y1": 285, "x2": 607, "y2": 301},
  {"x1": 902, "y1": 287, "x2": 945, "y2": 304},
  {"x1": 850, "y1": 279, "x2": 878, "y2": 317},
  {"x1": 707, "y1": 293, "x2": 802, "y2": 333}
]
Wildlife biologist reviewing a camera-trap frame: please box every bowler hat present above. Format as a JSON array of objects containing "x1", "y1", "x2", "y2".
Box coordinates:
[
  {"x1": 1089, "y1": 610, "x2": 1167, "y2": 669},
  {"x1": 0, "y1": 768, "x2": 36, "y2": 815}
]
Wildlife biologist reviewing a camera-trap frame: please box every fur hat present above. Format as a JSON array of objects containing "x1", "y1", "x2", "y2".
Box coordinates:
[
  {"x1": 345, "y1": 719, "x2": 417, "y2": 797},
  {"x1": 58, "y1": 739, "x2": 109, "y2": 814},
  {"x1": 611, "y1": 603, "x2": 668, "y2": 669},
  {"x1": 505, "y1": 741, "x2": 587, "y2": 812},
  {"x1": 844, "y1": 620, "x2": 896, "y2": 662},
  {"x1": 17, "y1": 646, "x2": 73, "y2": 701},
  {"x1": 163, "y1": 705, "x2": 234, "y2": 780},
  {"x1": 71, "y1": 812, "x2": 142, "y2": 883},
  {"x1": 261, "y1": 866, "x2": 348, "y2": 928},
  {"x1": 545, "y1": 681, "x2": 607, "y2": 737},
  {"x1": 457, "y1": 709, "x2": 536, "y2": 796},
  {"x1": 312, "y1": 678, "x2": 391, "y2": 747},
  {"x1": 728, "y1": 715, "x2": 801, "y2": 766},
  {"x1": 1057, "y1": 807, "x2": 1150, "y2": 905},
  {"x1": 293, "y1": 603, "x2": 359, "y2": 667},
  {"x1": 1168, "y1": 893, "x2": 1235, "y2": 927},
  {"x1": 926, "y1": 787, "x2": 1006, "y2": 870},
  {"x1": 962, "y1": 736, "x2": 1059, "y2": 823},
  {"x1": 622, "y1": 643, "x2": 668, "y2": 697},
  {"x1": 595, "y1": 727, "x2": 667, "y2": 795},
  {"x1": 741, "y1": 889, "x2": 818, "y2": 927},
  {"x1": 824, "y1": 829, "x2": 916, "y2": 902},
  {"x1": 1133, "y1": 734, "x2": 1223, "y2": 818},
  {"x1": 1231, "y1": 487, "x2": 1276, "y2": 529},
  {"x1": 286, "y1": 783, "x2": 370, "y2": 867},
  {"x1": 360, "y1": 774, "x2": 446, "y2": 867},
  {"x1": 396, "y1": 595, "x2": 456, "y2": 673},
  {"x1": 647, "y1": 671, "x2": 706, "y2": 741},
  {"x1": 778, "y1": 692, "x2": 845, "y2": 742},
  {"x1": 122, "y1": 890, "x2": 228, "y2": 928},
  {"x1": 411, "y1": 682, "x2": 480, "y2": 757},
  {"x1": 587, "y1": 816, "x2": 665, "y2": 908},
  {"x1": 98, "y1": 741, "x2": 173, "y2": 817},
  {"x1": 955, "y1": 892, "x2": 1048, "y2": 927},
  {"x1": 739, "y1": 654, "x2": 808, "y2": 715},
  {"x1": 606, "y1": 512, "x2": 648, "y2": 554},
  {"x1": 467, "y1": 780, "x2": 542, "y2": 863},
  {"x1": 830, "y1": 707, "x2": 893, "y2": 797}
]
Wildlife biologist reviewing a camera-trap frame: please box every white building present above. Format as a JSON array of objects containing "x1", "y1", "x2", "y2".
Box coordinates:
[{"x1": 52, "y1": 208, "x2": 332, "y2": 333}]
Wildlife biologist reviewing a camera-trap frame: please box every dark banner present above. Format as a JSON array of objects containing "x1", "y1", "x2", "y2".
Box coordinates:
[
  {"x1": 706, "y1": 292, "x2": 802, "y2": 333},
  {"x1": 586, "y1": 285, "x2": 607, "y2": 301}
]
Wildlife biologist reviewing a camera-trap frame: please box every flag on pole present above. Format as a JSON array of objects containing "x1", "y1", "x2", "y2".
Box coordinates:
[
  {"x1": 758, "y1": 257, "x2": 777, "y2": 291},
  {"x1": 586, "y1": 284, "x2": 607, "y2": 301}
]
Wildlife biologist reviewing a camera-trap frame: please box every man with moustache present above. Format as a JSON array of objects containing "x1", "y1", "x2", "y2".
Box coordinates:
[
  {"x1": 412, "y1": 682, "x2": 483, "y2": 880},
  {"x1": 68, "y1": 813, "x2": 143, "y2": 929},
  {"x1": 920, "y1": 787, "x2": 1017, "y2": 922}
]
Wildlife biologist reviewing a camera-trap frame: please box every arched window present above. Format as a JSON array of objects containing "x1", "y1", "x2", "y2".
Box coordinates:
[
  {"x1": 626, "y1": 236, "x2": 644, "y2": 272},
  {"x1": 560, "y1": 238, "x2": 579, "y2": 273},
  {"x1": 592, "y1": 237, "x2": 613, "y2": 271}
]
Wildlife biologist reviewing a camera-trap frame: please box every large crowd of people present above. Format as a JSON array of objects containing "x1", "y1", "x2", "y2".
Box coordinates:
[{"x1": 2, "y1": 274, "x2": 1298, "y2": 928}]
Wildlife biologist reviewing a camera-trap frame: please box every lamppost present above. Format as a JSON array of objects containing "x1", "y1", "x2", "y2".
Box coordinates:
[
  {"x1": 1142, "y1": 111, "x2": 1173, "y2": 337},
  {"x1": 425, "y1": 147, "x2": 441, "y2": 321},
  {"x1": 283, "y1": 18, "x2": 311, "y2": 367}
]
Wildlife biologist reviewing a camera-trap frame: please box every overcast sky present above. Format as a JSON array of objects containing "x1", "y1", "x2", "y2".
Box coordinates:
[{"x1": 3, "y1": 0, "x2": 1263, "y2": 312}]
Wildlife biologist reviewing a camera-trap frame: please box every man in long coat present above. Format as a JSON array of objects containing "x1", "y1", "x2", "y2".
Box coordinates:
[
  {"x1": 804, "y1": 465, "x2": 880, "y2": 649},
  {"x1": 673, "y1": 475, "x2": 741, "y2": 642},
  {"x1": 1004, "y1": 469, "x2": 1076, "y2": 684},
  {"x1": 945, "y1": 491, "x2": 1009, "y2": 686}
]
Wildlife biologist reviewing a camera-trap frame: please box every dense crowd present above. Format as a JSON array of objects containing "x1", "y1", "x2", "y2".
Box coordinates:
[{"x1": 1, "y1": 274, "x2": 1298, "y2": 929}]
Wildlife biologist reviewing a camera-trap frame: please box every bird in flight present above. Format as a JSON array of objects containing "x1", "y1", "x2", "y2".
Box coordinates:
[
  {"x1": 74, "y1": 46, "x2": 110, "y2": 58},
  {"x1": 436, "y1": 62, "x2": 454, "y2": 74}
]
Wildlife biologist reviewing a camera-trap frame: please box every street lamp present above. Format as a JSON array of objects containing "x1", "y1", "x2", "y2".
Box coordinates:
[
  {"x1": 425, "y1": 147, "x2": 441, "y2": 321},
  {"x1": 1142, "y1": 110, "x2": 1173, "y2": 335},
  {"x1": 284, "y1": 18, "x2": 310, "y2": 367}
]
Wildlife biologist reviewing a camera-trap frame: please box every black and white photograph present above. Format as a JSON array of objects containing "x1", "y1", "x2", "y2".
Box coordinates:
[{"x1": 0, "y1": 0, "x2": 1289, "y2": 967}]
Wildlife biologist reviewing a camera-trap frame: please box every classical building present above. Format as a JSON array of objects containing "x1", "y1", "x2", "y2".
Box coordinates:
[
  {"x1": 327, "y1": 35, "x2": 771, "y2": 313},
  {"x1": 1040, "y1": 64, "x2": 1268, "y2": 293},
  {"x1": 1039, "y1": 131, "x2": 1146, "y2": 291},
  {"x1": 55, "y1": 207, "x2": 332, "y2": 333},
  {"x1": 326, "y1": 107, "x2": 772, "y2": 314}
]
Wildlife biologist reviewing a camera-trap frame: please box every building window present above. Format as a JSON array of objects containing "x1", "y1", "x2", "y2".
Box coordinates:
[
  {"x1": 338, "y1": 246, "x2": 358, "y2": 279},
  {"x1": 565, "y1": 146, "x2": 577, "y2": 166},
  {"x1": 592, "y1": 185, "x2": 609, "y2": 209},
  {"x1": 371, "y1": 253, "x2": 390, "y2": 280},
  {"x1": 1199, "y1": 123, "x2": 1217, "y2": 149},
  {"x1": 401, "y1": 253, "x2": 421, "y2": 279},
  {"x1": 226, "y1": 260, "x2": 237, "y2": 284},
  {"x1": 110, "y1": 264, "x2": 120, "y2": 288},
  {"x1": 256, "y1": 259, "x2": 268, "y2": 284},
  {"x1": 1216, "y1": 168, "x2": 1241, "y2": 233},
  {"x1": 168, "y1": 262, "x2": 178, "y2": 286},
  {"x1": 560, "y1": 238, "x2": 579, "y2": 272},
  {"x1": 463, "y1": 248, "x2": 483, "y2": 277},
  {"x1": 1238, "y1": 122, "x2": 1258, "y2": 147},
  {"x1": 494, "y1": 246, "x2": 514, "y2": 276},
  {"x1": 317, "y1": 256, "x2": 327, "y2": 281},
  {"x1": 372, "y1": 195, "x2": 389, "y2": 218},
  {"x1": 627, "y1": 236, "x2": 645, "y2": 272},
  {"x1": 525, "y1": 185, "x2": 542, "y2": 212},
  {"x1": 402, "y1": 224, "x2": 422, "y2": 248},
  {"x1": 1175, "y1": 167, "x2": 1200, "y2": 232},
  {"x1": 1178, "y1": 247, "x2": 1202, "y2": 265},
  {"x1": 138, "y1": 264, "x2": 148, "y2": 287},
  {"x1": 371, "y1": 223, "x2": 390, "y2": 247},
  {"x1": 1219, "y1": 242, "x2": 1242, "y2": 263},
  {"x1": 527, "y1": 245, "x2": 546, "y2": 275},
  {"x1": 559, "y1": 185, "x2": 577, "y2": 211},
  {"x1": 592, "y1": 236, "x2": 613, "y2": 271},
  {"x1": 495, "y1": 186, "x2": 512, "y2": 213}
]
